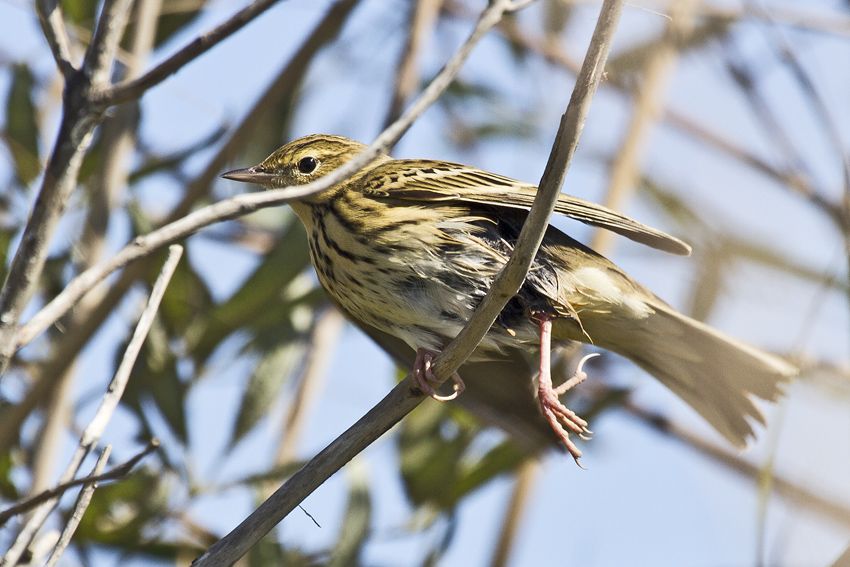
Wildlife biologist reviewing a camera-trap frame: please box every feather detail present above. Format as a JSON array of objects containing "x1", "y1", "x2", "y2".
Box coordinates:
[{"x1": 361, "y1": 160, "x2": 692, "y2": 256}]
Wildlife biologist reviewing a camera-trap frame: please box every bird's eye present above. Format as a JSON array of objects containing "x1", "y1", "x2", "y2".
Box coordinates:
[{"x1": 297, "y1": 156, "x2": 318, "y2": 174}]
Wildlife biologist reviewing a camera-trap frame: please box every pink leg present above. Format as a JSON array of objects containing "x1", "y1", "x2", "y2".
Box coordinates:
[
  {"x1": 536, "y1": 315, "x2": 595, "y2": 465},
  {"x1": 413, "y1": 348, "x2": 466, "y2": 402}
]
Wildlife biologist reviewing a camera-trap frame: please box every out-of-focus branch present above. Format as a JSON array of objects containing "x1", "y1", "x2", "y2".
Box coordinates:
[
  {"x1": 1, "y1": 246, "x2": 182, "y2": 566},
  {"x1": 99, "y1": 0, "x2": 289, "y2": 106},
  {"x1": 590, "y1": 0, "x2": 697, "y2": 253},
  {"x1": 0, "y1": 0, "x2": 133, "y2": 377},
  {"x1": 0, "y1": 440, "x2": 157, "y2": 527},
  {"x1": 626, "y1": 402, "x2": 850, "y2": 530},
  {"x1": 383, "y1": 0, "x2": 443, "y2": 128},
  {"x1": 43, "y1": 446, "x2": 112, "y2": 567},
  {"x1": 192, "y1": 1, "x2": 623, "y2": 564},
  {"x1": 35, "y1": 0, "x2": 74, "y2": 77}
]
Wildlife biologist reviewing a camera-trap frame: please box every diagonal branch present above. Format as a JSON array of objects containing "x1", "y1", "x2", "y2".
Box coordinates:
[
  {"x1": 35, "y1": 0, "x2": 74, "y2": 77},
  {"x1": 98, "y1": 0, "x2": 290, "y2": 106},
  {"x1": 1, "y1": 246, "x2": 182, "y2": 567},
  {"x1": 0, "y1": 440, "x2": 158, "y2": 527},
  {"x1": 191, "y1": 1, "x2": 624, "y2": 564}
]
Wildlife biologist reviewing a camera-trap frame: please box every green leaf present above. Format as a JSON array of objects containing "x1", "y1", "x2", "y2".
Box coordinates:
[
  {"x1": 230, "y1": 341, "x2": 307, "y2": 447},
  {"x1": 4, "y1": 63, "x2": 40, "y2": 186},
  {"x1": 155, "y1": 248, "x2": 214, "y2": 337},
  {"x1": 0, "y1": 450, "x2": 18, "y2": 500}
]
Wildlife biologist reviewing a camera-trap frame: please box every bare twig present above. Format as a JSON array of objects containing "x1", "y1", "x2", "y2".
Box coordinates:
[
  {"x1": 191, "y1": 1, "x2": 623, "y2": 564},
  {"x1": 99, "y1": 0, "x2": 289, "y2": 106},
  {"x1": 383, "y1": 0, "x2": 443, "y2": 128},
  {"x1": 0, "y1": 440, "x2": 158, "y2": 527},
  {"x1": 35, "y1": 0, "x2": 74, "y2": 77},
  {"x1": 0, "y1": 0, "x2": 134, "y2": 377},
  {"x1": 43, "y1": 446, "x2": 112, "y2": 567},
  {"x1": 590, "y1": 0, "x2": 697, "y2": 253},
  {"x1": 1, "y1": 246, "x2": 182, "y2": 566},
  {"x1": 16, "y1": 0, "x2": 530, "y2": 353}
]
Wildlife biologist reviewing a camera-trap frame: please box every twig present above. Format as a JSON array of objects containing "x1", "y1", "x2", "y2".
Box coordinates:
[
  {"x1": 590, "y1": 0, "x2": 697, "y2": 253},
  {"x1": 43, "y1": 446, "x2": 112, "y2": 567},
  {"x1": 191, "y1": 1, "x2": 623, "y2": 564},
  {"x1": 35, "y1": 0, "x2": 74, "y2": 77},
  {"x1": 99, "y1": 0, "x2": 289, "y2": 106},
  {"x1": 383, "y1": 0, "x2": 443, "y2": 128},
  {"x1": 0, "y1": 0, "x2": 133, "y2": 377},
  {"x1": 0, "y1": 440, "x2": 158, "y2": 527},
  {"x1": 15, "y1": 0, "x2": 529, "y2": 353},
  {"x1": 1, "y1": 246, "x2": 182, "y2": 567}
]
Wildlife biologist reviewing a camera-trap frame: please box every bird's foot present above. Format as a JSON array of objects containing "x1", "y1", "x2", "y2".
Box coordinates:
[
  {"x1": 413, "y1": 348, "x2": 466, "y2": 402},
  {"x1": 535, "y1": 315, "x2": 596, "y2": 466},
  {"x1": 554, "y1": 353, "x2": 600, "y2": 396}
]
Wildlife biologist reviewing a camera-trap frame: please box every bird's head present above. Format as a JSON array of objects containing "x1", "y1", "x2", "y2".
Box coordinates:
[{"x1": 222, "y1": 134, "x2": 386, "y2": 204}]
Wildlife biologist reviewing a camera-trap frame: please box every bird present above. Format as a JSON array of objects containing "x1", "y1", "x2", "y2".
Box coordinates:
[{"x1": 222, "y1": 133, "x2": 797, "y2": 463}]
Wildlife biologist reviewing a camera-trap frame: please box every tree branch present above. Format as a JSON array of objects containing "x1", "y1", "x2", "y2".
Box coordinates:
[
  {"x1": 35, "y1": 0, "x2": 74, "y2": 78},
  {"x1": 191, "y1": 1, "x2": 624, "y2": 564},
  {"x1": 1, "y1": 246, "x2": 181, "y2": 566},
  {"x1": 98, "y1": 0, "x2": 290, "y2": 106}
]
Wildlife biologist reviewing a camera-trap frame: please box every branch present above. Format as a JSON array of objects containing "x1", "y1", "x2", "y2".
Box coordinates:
[
  {"x1": 0, "y1": 440, "x2": 158, "y2": 527},
  {"x1": 15, "y1": 0, "x2": 527, "y2": 353},
  {"x1": 35, "y1": 0, "x2": 74, "y2": 77},
  {"x1": 191, "y1": 1, "x2": 624, "y2": 564},
  {"x1": 0, "y1": 0, "x2": 133, "y2": 377},
  {"x1": 43, "y1": 446, "x2": 112, "y2": 567},
  {"x1": 1, "y1": 246, "x2": 182, "y2": 566},
  {"x1": 98, "y1": 0, "x2": 289, "y2": 106}
]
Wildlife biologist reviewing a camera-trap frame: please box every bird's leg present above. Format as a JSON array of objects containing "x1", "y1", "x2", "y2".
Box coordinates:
[
  {"x1": 534, "y1": 314, "x2": 594, "y2": 465},
  {"x1": 413, "y1": 348, "x2": 466, "y2": 402}
]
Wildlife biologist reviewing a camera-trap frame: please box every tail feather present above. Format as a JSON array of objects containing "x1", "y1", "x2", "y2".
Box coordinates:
[{"x1": 598, "y1": 302, "x2": 797, "y2": 448}]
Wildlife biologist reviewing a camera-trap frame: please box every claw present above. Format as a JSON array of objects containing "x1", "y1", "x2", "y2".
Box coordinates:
[{"x1": 413, "y1": 348, "x2": 466, "y2": 402}]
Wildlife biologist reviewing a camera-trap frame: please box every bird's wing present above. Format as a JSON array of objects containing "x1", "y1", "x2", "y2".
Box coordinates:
[{"x1": 361, "y1": 160, "x2": 691, "y2": 256}]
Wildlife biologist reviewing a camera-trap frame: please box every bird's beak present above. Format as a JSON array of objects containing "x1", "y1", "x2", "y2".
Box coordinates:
[{"x1": 221, "y1": 166, "x2": 278, "y2": 186}]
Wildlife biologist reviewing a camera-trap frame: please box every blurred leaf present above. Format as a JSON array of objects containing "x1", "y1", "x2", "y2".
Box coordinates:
[
  {"x1": 187, "y1": 218, "x2": 311, "y2": 364},
  {"x1": 398, "y1": 402, "x2": 472, "y2": 509},
  {"x1": 542, "y1": 0, "x2": 572, "y2": 39},
  {"x1": 130, "y1": 125, "x2": 229, "y2": 184},
  {"x1": 328, "y1": 461, "x2": 371, "y2": 567},
  {"x1": 151, "y1": 1, "x2": 209, "y2": 48},
  {"x1": 73, "y1": 467, "x2": 186, "y2": 558},
  {"x1": 155, "y1": 248, "x2": 214, "y2": 337},
  {"x1": 0, "y1": 451, "x2": 18, "y2": 500},
  {"x1": 448, "y1": 440, "x2": 527, "y2": 503},
  {"x1": 230, "y1": 341, "x2": 307, "y2": 447},
  {"x1": 123, "y1": 316, "x2": 189, "y2": 444},
  {"x1": 220, "y1": 460, "x2": 306, "y2": 490},
  {"x1": 247, "y1": 538, "x2": 320, "y2": 567},
  {"x1": 4, "y1": 63, "x2": 40, "y2": 187},
  {"x1": 61, "y1": 0, "x2": 98, "y2": 31}
]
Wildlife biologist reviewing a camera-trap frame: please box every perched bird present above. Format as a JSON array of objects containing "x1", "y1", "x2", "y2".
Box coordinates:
[{"x1": 223, "y1": 134, "x2": 796, "y2": 462}]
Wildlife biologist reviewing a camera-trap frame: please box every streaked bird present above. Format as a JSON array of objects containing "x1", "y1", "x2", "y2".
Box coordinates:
[{"x1": 223, "y1": 134, "x2": 796, "y2": 463}]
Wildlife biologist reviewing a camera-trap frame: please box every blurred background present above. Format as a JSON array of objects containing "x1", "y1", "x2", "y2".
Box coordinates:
[{"x1": 0, "y1": 0, "x2": 848, "y2": 565}]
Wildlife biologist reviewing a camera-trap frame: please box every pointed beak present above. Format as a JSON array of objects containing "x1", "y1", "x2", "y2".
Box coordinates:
[{"x1": 221, "y1": 166, "x2": 278, "y2": 186}]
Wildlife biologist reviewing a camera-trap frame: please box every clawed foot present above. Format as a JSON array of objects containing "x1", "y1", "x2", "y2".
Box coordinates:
[
  {"x1": 535, "y1": 314, "x2": 599, "y2": 466},
  {"x1": 413, "y1": 348, "x2": 466, "y2": 402}
]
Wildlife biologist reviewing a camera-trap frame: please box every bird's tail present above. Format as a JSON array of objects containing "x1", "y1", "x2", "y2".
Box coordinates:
[{"x1": 595, "y1": 301, "x2": 797, "y2": 447}]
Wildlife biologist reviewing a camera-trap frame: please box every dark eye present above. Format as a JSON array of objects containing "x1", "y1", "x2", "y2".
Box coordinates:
[{"x1": 297, "y1": 156, "x2": 318, "y2": 174}]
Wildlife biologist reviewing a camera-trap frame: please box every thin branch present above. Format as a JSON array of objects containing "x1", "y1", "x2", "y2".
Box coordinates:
[
  {"x1": 35, "y1": 0, "x2": 75, "y2": 77},
  {"x1": 43, "y1": 446, "x2": 112, "y2": 567},
  {"x1": 383, "y1": 0, "x2": 443, "y2": 128},
  {"x1": 16, "y1": 0, "x2": 530, "y2": 353},
  {"x1": 0, "y1": 440, "x2": 157, "y2": 527},
  {"x1": 1, "y1": 246, "x2": 182, "y2": 567},
  {"x1": 0, "y1": 0, "x2": 133, "y2": 377},
  {"x1": 99, "y1": 0, "x2": 289, "y2": 106},
  {"x1": 191, "y1": 1, "x2": 623, "y2": 564}
]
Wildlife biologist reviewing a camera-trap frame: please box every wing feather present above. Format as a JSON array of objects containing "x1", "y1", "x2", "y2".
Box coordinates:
[{"x1": 362, "y1": 160, "x2": 692, "y2": 256}]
